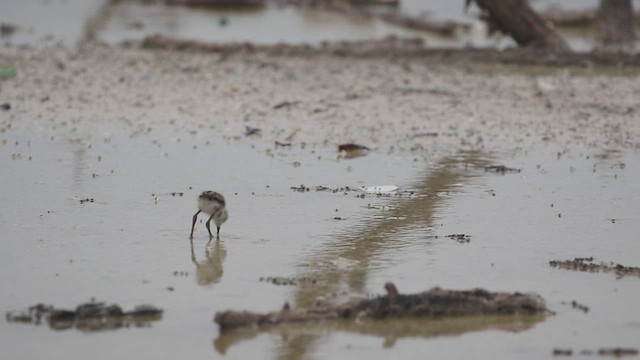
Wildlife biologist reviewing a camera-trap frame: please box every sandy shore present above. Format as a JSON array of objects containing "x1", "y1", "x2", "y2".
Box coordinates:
[{"x1": 2, "y1": 39, "x2": 640, "y2": 156}]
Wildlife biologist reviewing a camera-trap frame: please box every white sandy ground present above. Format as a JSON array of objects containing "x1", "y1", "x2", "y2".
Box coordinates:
[{"x1": 1, "y1": 43, "x2": 640, "y2": 156}]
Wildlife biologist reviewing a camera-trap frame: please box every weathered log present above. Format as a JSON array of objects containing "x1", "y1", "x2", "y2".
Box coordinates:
[
  {"x1": 468, "y1": 0, "x2": 570, "y2": 51},
  {"x1": 215, "y1": 282, "x2": 549, "y2": 331}
]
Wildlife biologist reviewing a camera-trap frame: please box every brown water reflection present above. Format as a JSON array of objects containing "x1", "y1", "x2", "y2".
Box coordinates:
[
  {"x1": 292, "y1": 150, "x2": 491, "y2": 307},
  {"x1": 190, "y1": 239, "x2": 226, "y2": 286},
  {"x1": 213, "y1": 151, "x2": 514, "y2": 357},
  {"x1": 214, "y1": 315, "x2": 545, "y2": 355}
]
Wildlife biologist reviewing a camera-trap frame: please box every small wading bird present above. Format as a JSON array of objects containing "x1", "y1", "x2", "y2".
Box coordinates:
[{"x1": 190, "y1": 191, "x2": 228, "y2": 239}]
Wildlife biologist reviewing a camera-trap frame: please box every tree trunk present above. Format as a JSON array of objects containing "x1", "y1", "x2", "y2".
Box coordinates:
[
  {"x1": 598, "y1": 0, "x2": 636, "y2": 52},
  {"x1": 470, "y1": 0, "x2": 570, "y2": 51}
]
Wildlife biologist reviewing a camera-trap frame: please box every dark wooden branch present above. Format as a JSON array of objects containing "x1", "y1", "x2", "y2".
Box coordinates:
[
  {"x1": 469, "y1": 0, "x2": 570, "y2": 51},
  {"x1": 215, "y1": 282, "x2": 549, "y2": 331}
]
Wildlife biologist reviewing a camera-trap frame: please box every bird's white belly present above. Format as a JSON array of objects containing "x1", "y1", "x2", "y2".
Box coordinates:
[{"x1": 198, "y1": 198, "x2": 223, "y2": 215}]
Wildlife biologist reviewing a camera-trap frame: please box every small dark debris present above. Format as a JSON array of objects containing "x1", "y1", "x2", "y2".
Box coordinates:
[
  {"x1": 0, "y1": 23, "x2": 17, "y2": 37},
  {"x1": 1, "y1": 103, "x2": 10, "y2": 111},
  {"x1": 553, "y1": 348, "x2": 638, "y2": 357},
  {"x1": 259, "y1": 276, "x2": 317, "y2": 286},
  {"x1": 291, "y1": 184, "x2": 357, "y2": 194},
  {"x1": 129, "y1": 305, "x2": 163, "y2": 317},
  {"x1": 79, "y1": 198, "x2": 94, "y2": 204},
  {"x1": 445, "y1": 234, "x2": 471, "y2": 243},
  {"x1": 245, "y1": 126, "x2": 261, "y2": 136},
  {"x1": 549, "y1": 257, "x2": 640, "y2": 279},
  {"x1": 553, "y1": 348, "x2": 572, "y2": 356},
  {"x1": 338, "y1": 143, "x2": 369, "y2": 152},
  {"x1": 561, "y1": 300, "x2": 589, "y2": 313},
  {"x1": 412, "y1": 132, "x2": 439, "y2": 138},
  {"x1": 275, "y1": 141, "x2": 291, "y2": 147},
  {"x1": 484, "y1": 165, "x2": 521, "y2": 173},
  {"x1": 273, "y1": 101, "x2": 299, "y2": 110},
  {"x1": 290, "y1": 185, "x2": 310, "y2": 192},
  {"x1": 598, "y1": 348, "x2": 638, "y2": 357}
]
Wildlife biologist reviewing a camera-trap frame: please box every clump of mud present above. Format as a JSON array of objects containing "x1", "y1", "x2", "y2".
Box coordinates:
[{"x1": 6, "y1": 302, "x2": 163, "y2": 331}]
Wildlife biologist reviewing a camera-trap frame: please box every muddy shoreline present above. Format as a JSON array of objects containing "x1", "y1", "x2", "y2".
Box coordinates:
[
  {"x1": 2, "y1": 38, "x2": 640, "y2": 159},
  {"x1": 140, "y1": 35, "x2": 640, "y2": 67}
]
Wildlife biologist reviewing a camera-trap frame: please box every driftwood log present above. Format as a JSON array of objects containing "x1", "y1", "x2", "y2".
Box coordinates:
[
  {"x1": 215, "y1": 283, "x2": 549, "y2": 331},
  {"x1": 468, "y1": 0, "x2": 569, "y2": 51}
]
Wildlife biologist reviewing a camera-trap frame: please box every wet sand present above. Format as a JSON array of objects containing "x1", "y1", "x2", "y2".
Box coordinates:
[
  {"x1": 2, "y1": 40, "x2": 640, "y2": 154},
  {"x1": 1, "y1": 42, "x2": 640, "y2": 359}
]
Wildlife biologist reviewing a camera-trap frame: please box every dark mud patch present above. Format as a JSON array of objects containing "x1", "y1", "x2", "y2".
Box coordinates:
[
  {"x1": 549, "y1": 257, "x2": 640, "y2": 279},
  {"x1": 6, "y1": 302, "x2": 162, "y2": 332}
]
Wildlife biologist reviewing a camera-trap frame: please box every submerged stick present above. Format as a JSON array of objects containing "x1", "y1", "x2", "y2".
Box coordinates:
[{"x1": 215, "y1": 283, "x2": 549, "y2": 331}]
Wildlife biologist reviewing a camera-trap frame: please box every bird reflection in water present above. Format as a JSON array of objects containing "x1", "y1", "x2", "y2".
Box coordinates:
[{"x1": 190, "y1": 239, "x2": 226, "y2": 286}]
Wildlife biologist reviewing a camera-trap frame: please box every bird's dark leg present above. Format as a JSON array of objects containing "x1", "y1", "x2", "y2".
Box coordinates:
[
  {"x1": 190, "y1": 210, "x2": 201, "y2": 238},
  {"x1": 205, "y1": 214, "x2": 214, "y2": 238},
  {"x1": 216, "y1": 226, "x2": 221, "y2": 239}
]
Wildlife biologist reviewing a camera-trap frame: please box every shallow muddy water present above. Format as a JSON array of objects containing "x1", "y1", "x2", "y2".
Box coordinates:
[{"x1": 1, "y1": 130, "x2": 639, "y2": 359}]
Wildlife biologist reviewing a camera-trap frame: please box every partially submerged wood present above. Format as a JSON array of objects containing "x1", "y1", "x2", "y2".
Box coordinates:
[
  {"x1": 468, "y1": 0, "x2": 570, "y2": 51},
  {"x1": 215, "y1": 283, "x2": 549, "y2": 331}
]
